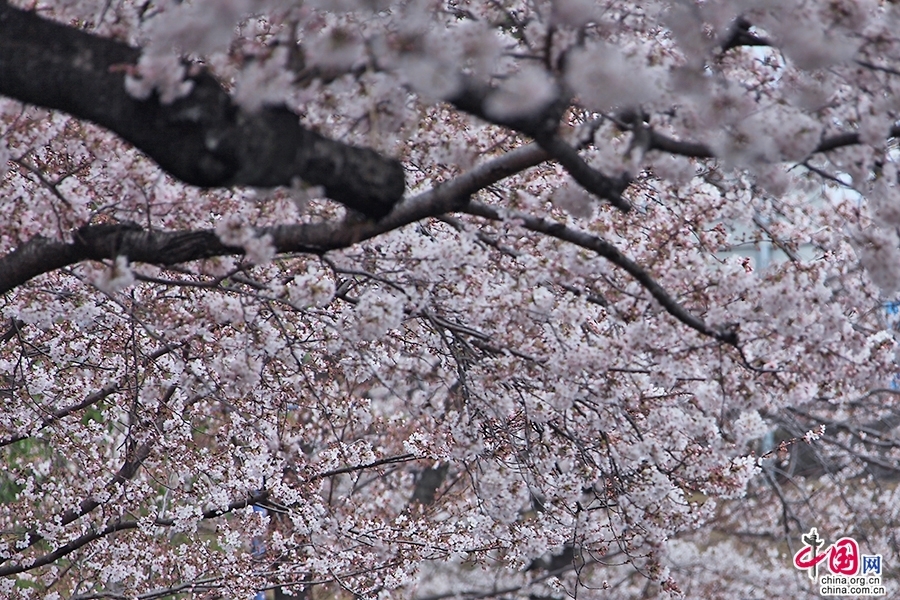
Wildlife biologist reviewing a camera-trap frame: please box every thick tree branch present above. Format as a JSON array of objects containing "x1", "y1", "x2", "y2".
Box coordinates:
[
  {"x1": 462, "y1": 201, "x2": 739, "y2": 345},
  {"x1": 647, "y1": 130, "x2": 716, "y2": 159},
  {"x1": 0, "y1": 317, "x2": 24, "y2": 344},
  {"x1": 813, "y1": 124, "x2": 900, "y2": 153},
  {"x1": 0, "y1": 437, "x2": 154, "y2": 568},
  {"x1": 0, "y1": 2, "x2": 404, "y2": 218},
  {"x1": 0, "y1": 490, "x2": 270, "y2": 577},
  {"x1": 0, "y1": 382, "x2": 120, "y2": 447},
  {"x1": 720, "y1": 17, "x2": 771, "y2": 52},
  {"x1": 647, "y1": 124, "x2": 900, "y2": 160},
  {"x1": 447, "y1": 77, "x2": 567, "y2": 138},
  {"x1": 0, "y1": 143, "x2": 549, "y2": 294},
  {"x1": 0, "y1": 517, "x2": 141, "y2": 577},
  {"x1": 535, "y1": 133, "x2": 632, "y2": 211},
  {"x1": 0, "y1": 235, "x2": 85, "y2": 295},
  {"x1": 448, "y1": 79, "x2": 631, "y2": 211},
  {"x1": 1, "y1": 385, "x2": 174, "y2": 567}
]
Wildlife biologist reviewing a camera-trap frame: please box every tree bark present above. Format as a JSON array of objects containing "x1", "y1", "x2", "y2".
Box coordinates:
[{"x1": 0, "y1": 1, "x2": 405, "y2": 219}]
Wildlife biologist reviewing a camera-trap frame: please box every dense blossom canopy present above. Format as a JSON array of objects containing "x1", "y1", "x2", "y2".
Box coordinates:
[{"x1": 1, "y1": 0, "x2": 900, "y2": 598}]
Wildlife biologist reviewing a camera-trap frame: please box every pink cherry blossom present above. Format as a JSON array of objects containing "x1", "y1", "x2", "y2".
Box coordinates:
[{"x1": 0, "y1": 1, "x2": 899, "y2": 598}]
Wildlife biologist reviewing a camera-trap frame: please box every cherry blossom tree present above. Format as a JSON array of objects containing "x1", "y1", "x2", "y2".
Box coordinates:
[{"x1": 1, "y1": 0, "x2": 900, "y2": 598}]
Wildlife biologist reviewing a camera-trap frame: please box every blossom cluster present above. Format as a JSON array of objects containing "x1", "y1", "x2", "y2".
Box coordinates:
[{"x1": 1, "y1": 0, "x2": 900, "y2": 599}]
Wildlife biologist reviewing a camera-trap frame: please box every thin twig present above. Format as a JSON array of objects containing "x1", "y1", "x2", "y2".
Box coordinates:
[{"x1": 462, "y1": 201, "x2": 739, "y2": 345}]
